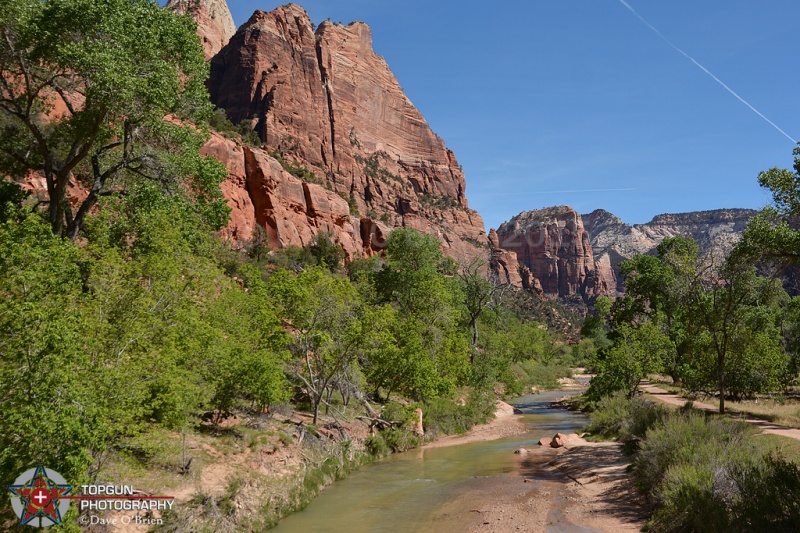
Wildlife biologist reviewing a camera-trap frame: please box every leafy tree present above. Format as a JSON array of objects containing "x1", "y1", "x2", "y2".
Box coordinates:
[
  {"x1": 0, "y1": 211, "x2": 99, "y2": 488},
  {"x1": 362, "y1": 306, "x2": 441, "y2": 401},
  {"x1": 614, "y1": 237, "x2": 699, "y2": 382},
  {"x1": 688, "y1": 257, "x2": 785, "y2": 411},
  {"x1": 0, "y1": 0, "x2": 228, "y2": 238},
  {"x1": 587, "y1": 322, "x2": 671, "y2": 400},
  {"x1": 374, "y1": 229, "x2": 458, "y2": 318},
  {"x1": 374, "y1": 228, "x2": 466, "y2": 362},
  {"x1": 0, "y1": 180, "x2": 28, "y2": 222},
  {"x1": 309, "y1": 232, "x2": 346, "y2": 272},
  {"x1": 458, "y1": 259, "x2": 508, "y2": 363},
  {"x1": 269, "y1": 267, "x2": 365, "y2": 424}
]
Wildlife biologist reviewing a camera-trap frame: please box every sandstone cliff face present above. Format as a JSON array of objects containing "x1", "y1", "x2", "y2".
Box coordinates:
[
  {"x1": 167, "y1": 0, "x2": 236, "y2": 60},
  {"x1": 206, "y1": 4, "x2": 487, "y2": 264},
  {"x1": 488, "y1": 229, "x2": 542, "y2": 294},
  {"x1": 495, "y1": 206, "x2": 607, "y2": 304},
  {"x1": 583, "y1": 208, "x2": 757, "y2": 294},
  {"x1": 202, "y1": 131, "x2": 381, "y2": 257}
]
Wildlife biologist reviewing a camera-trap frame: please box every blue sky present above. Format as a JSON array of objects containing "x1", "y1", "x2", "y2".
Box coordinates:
[{"x1": 221, "y1": 1, "x2": 800, "y2": 230}]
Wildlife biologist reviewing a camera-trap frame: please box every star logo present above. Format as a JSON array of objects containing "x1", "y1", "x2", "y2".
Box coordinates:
[{"x1": 8, "y1": 466, "x2": 72, "y2": 528}]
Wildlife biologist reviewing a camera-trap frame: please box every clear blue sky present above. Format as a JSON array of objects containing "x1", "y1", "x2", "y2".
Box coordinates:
[{"x1": 222, "y1": 1, "x2": 800, "y2": 230}]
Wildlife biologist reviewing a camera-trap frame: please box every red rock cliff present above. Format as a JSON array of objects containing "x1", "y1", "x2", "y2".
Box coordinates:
[
  {"x1": 205, "y1": 4, "x2": 487, "y2": 263},
  {"x1": 494, "y1": 206, "x2": 607, "y2": 304}
]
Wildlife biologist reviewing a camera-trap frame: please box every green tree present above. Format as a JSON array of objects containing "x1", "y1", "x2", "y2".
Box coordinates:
[
  {"x1": 688, "y1": 257, "x2": 785, "y2": 412},
  {"x1": 0, "y1": 211, "x2": 99, "y2": 490},
  {"x1": 269, "y1": 267, "x2": 364, "y2": 424},
  {"x1": 362, "y1": 306, "x2": 441, "y2": 401},
  {"x1": 374, "y1": 228, "x2": 466, "y2": 361},
  {"x1": 615, "y1": 237, "x2": 699, "y2": 382},
  {"x1": 587, "y1": 322, "x2": 671, "y2": 400},
  {"x1": 458, "y1": 259, "x2": 507, "y2": 363},
  {"x1": 0, "y1": 0, "x2": 228, "y2": 238}
]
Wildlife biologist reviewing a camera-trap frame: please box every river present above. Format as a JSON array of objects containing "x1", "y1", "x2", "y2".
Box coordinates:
[{"x1": 273, "y1": 389, "x2": 591, "y2": 532}]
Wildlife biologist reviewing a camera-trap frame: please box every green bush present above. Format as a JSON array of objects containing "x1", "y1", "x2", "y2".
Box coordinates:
[
  {"x1": 636, "y1": 412, "x2": 756, "y2": 496},
  {"x1": 736, "y1": 455, "x2": 800, "y2": 530},
  {"x1": 365, "y1": 434, "x2": 390, "y2": 457},
  {"x1": 380, "y1": 401, "x2": 411, "y2": 425},
  {"x1": 422, "y1": 390, "x2": 494, "y2": 438},
  {"x1": 585, "y1": 392, "x2": 668, "y2": 453}
]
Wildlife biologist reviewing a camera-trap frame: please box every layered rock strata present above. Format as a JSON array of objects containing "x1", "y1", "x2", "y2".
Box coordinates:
[
  {"x1": 206, "y1": 4, "x2": 487, "y2": 264},
  {"x1": 583, "y1": 208, "x2": 757, "y2": 294},
  {"x1": 495, "y1": 206, "x2": 607, "y2": 304},
  {"x1": 166, "y1": 0, "x2": 237, "y2": 59}
]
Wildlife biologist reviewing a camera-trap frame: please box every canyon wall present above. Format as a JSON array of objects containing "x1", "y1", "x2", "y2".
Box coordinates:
[
  {"x1": 166, "y1": 0, "x2": 236, "y2": 59},
  {"x1": 203, "y1": 4, "x2": 488, "y2": 264},
  {"x1": 494, "y1": 206, "x2": 607, "y2": 304}
]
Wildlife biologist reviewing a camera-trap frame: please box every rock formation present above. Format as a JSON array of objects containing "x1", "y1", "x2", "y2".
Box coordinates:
[
  {"x1": 205, "y1": 4, "x2": 487, "y2": 264},
  {"x1": 202, "y1": 132, "x2": 369, "y2": 256},
  {"x1": 166, "y1": 0, "x2": 237, "y2": 59},
  {"x1": 488, "y1": 229, "x2": 542, "y2": 294},
  {"x1": 494, "y1": 206, "x2": 607, "y2": 304},
  {"x1": 583, "y1": 208, "x2": 757, "y2": 294}
]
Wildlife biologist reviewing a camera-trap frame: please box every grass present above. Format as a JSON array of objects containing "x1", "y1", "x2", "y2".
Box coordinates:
[
  {"x1": 723, "y1": 397, "x2": 800, "y2": 429},
  {"x1": 755, "y1": 433, "x2": 800, "y2": 464},
  {"x1": 646, "y1": 376, "x2": 800, "y2": 429}
]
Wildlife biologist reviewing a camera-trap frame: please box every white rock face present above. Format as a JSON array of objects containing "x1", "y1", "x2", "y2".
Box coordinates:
[
  {"x1": 583, "y1": 208, "x2": 757, "y2": 295},
  {"x1": 166, "y1": 0, "x2": 236, "y2": 59}
]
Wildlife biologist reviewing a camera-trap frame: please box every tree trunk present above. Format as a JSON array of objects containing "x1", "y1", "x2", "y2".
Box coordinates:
[
  {"x1": 718, "y1": 355, "x2": 725, "y2": 414},
  {"x1": 313, "y1": 396, "x2": 321, "y2": 425}
]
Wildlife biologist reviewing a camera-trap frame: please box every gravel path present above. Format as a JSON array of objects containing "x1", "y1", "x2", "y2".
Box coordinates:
[{"x1": 640, "y1": 381, "x2": 800, "y2": 440}]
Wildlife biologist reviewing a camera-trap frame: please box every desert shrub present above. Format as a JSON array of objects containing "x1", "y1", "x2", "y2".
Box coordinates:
[
  {"x1": 422, "y1": 390, "x2": 494, "y2": 438},
  {"x1": 647, "y1": 444, "x2": 800, "y2": 532},
  {"x1": 638, "y1": 413, "x2": 761, "y2": 531},
  {"x1": 736, "y1": 455, "x2": 800, "y2": 530},
  {"x1": 586, "y1": 391, "x2": 667, "y2": 452},
  {"x1": 588, "y1": 394, "x2": 800, "y2": 530},
  {"x1": 521, "y1": 361, "x2": 571, "y2": 389},
  {"x1": 637, "y1": 412, "x2": 755, "y2": 495}
]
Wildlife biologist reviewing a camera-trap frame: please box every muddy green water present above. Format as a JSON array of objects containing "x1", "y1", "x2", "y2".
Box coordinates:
[{"x1": 273, "y1": 389, "x2": 591, "y2": 533}]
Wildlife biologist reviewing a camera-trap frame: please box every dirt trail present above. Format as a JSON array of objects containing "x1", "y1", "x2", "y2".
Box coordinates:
[{"x1": 640, "y1": 381, "x2": 800, "y2": 441}]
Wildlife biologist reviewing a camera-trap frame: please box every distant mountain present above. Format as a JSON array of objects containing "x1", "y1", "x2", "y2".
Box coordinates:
[
  {"x1": 494, "y1": 206, "x2": 608, "y2": 305},
  {"x1": 491, "y1": 207, "x2": 758, "y2": 303},
  {"x1": 583, "y1": 208, "x2": 757, "y2": 295}
]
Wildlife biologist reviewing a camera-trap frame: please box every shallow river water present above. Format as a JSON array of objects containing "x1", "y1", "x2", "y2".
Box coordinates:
[{"x1": 273, "y1": 389, "x2": 590, "y2": 533}]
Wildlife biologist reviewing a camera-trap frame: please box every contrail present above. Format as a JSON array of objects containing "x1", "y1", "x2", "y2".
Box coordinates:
[
  {"x1": 618, "y1": 0, "x2": 797, "y2": 144},
  {"x1": 479, "y1": 188, "x2": 636, "y2": 197}
]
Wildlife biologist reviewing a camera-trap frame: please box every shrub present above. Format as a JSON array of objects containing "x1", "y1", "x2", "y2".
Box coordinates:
[
  {"x1": 517, "y1": 360, "x2": 571, "y2": 390},
  {"x1": 422, "y1": 390, "x2": 494, "y2": 438},
  {"x1": 365, "y1": 434, "x2": 390, "y2": 457},
  {"x1": 636, "y1": 412, "x2": 756, "y2": 497},
  {"x1": 381, "y1": 401, "x2": 411, "y2": 425},
  {"x1": 585, "y1": 391, "x2": 667, "y2": 452},
  {"x1": 736, "y1": 455, "x2": 800, "y2": 530}
]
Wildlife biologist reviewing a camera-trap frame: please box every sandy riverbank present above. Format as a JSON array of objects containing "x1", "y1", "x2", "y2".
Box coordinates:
[
  {"x1": 423, "y1": 401, "x2": 528, "y2": 449},
  {"x1": 424, "y1": 398, "x2": 647, "y2": 532}
]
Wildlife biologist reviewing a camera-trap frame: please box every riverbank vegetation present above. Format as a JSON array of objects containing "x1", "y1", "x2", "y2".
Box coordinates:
[
  {"x1": 0, "y1": 186, "x2": 577, "y2": 529},
  {"x1": 586, "y1": 393, "x2": 800, "y2": 531},
  {"x1": 0, "y1": 2, "x2": 583, "y2": 528},
  {"x1": 579, "y1": 146, "x2": 800, "y2": 529},
  {"x1": 583, "y1": 147, "x2": 800, "y2": 413}
]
